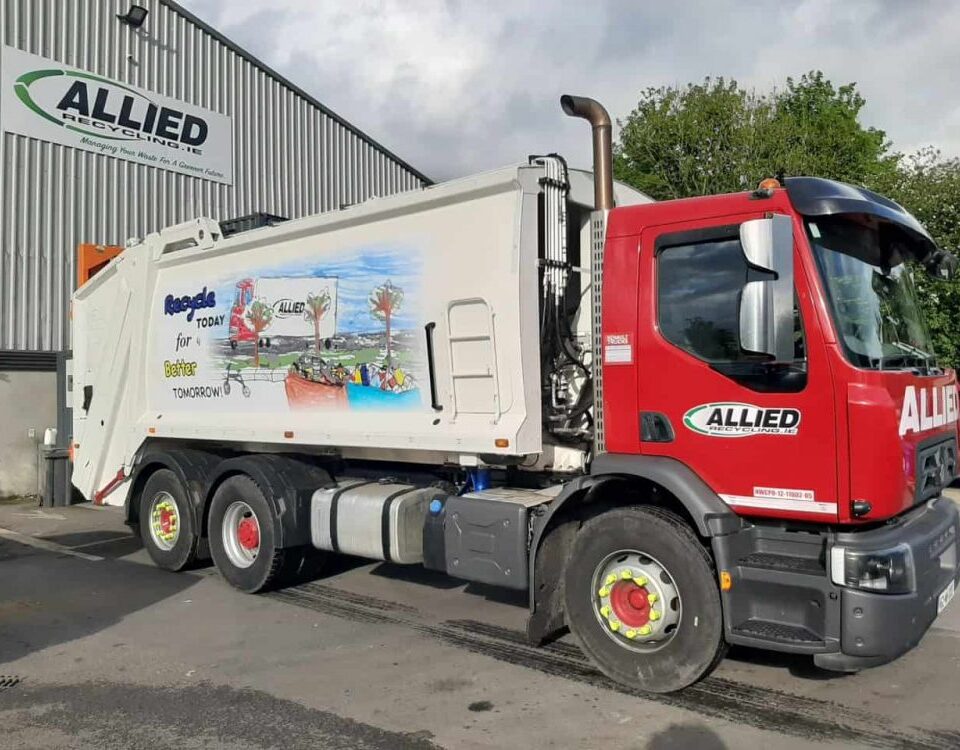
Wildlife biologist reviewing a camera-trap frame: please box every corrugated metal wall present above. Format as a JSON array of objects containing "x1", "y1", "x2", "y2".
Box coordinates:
[{"x1": 0, "y1": 0, "x2": 429, "y2": 352}]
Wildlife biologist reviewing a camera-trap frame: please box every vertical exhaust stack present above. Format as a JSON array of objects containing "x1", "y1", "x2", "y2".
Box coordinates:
[
  {"x1": 560, "y1": 94, "x2": 613, "y2": 453},
  {"x1": 560, "y1": 95, "x2": 614, "y2": 211}
]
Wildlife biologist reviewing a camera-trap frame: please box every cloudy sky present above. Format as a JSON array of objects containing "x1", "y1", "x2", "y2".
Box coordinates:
[{"x1": 180, "y1": 0, "x2": 960, "y2": 182}]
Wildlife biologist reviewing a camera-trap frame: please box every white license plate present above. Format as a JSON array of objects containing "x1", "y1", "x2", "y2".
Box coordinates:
[{"x1": 938, "y1": 579, "x2": 956, "y2": 614}]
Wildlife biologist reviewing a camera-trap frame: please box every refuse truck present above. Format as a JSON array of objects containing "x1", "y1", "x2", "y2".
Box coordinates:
[{"x1": 70, "y1": 95, "x2": 960, "y2": 693}]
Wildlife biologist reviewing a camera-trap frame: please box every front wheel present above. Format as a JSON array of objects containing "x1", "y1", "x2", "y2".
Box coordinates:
[
  {"x1": 563, "y1": 506, "x2": 725, "y2": 693},
  {"x1": 209, "y1": 475, "x2": 292, "y2": 593}
]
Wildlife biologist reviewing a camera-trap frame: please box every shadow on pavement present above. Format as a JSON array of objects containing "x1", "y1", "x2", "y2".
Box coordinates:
[
  {"x1": 724, "y1": 644, "x2": 847, "y2": 681},
  {"x1": 368, "y1": 560, "x2": 528, "y2": 606},
  {"x1": 0, "y1": 680, "x2": 441, "y2": 750},
  {"x1": 646, "y1": 723, "x2": 728, "y2": 749},
  {"x1": 0, "y1": 535, "x2": 199, "y2": 666},
  {"x1": 37, "y1": 529, "x2": 144, "y2": 559}
]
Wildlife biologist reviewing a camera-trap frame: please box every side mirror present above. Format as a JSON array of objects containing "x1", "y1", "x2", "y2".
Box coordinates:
[
  {"x1": 739, "y1": 214, "x2": 794, "y2": 362},
  {"x1": 924, "y1": 249, "x2": 958, "y2": 281}
]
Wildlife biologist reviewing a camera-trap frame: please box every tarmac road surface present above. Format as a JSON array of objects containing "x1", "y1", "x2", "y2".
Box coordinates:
[{"x1": 1, "y1": 497, "x2": 959, "y2": 750}]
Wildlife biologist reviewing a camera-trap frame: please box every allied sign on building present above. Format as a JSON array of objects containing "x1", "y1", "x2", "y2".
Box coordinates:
[{"x1": 1, "y1": 46, "x2": 234, "y2": 185}]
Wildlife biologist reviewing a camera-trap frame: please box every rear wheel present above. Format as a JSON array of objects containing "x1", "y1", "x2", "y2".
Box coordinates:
[
  {"x1": 209, "y1": 475, "x2": 291, "y2": 593},
  {"x1": 564, "y1": 506, "x2": 725, "y2": 693},
  {"x1": 139, "y1": 469, "x2": 199, "y2": 571}
]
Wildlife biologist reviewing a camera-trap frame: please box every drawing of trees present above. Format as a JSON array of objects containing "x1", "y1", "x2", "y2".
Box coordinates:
[
  {"x1": 246, "y1": 299, "x2": 274, "y2": 367},
  {"x1": 369, "y1": 280, "x2": 403, "y2": 364},
  {"x1": 305, "y1": 289, "x2": 332, "y2": 352}
]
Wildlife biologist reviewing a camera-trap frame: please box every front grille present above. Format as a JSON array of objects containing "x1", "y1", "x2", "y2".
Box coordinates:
[{"x1": 916, "y1": 435, "x2": 958, "y2": 504}]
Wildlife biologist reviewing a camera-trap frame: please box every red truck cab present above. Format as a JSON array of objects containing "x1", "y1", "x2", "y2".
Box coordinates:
[{"x1": 593, "y1": 176, "x2": 959, "y2": 671}]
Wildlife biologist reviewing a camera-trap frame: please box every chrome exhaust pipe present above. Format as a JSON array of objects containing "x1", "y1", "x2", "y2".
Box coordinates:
[{"x1": 560, "y1": 95, "x2": 613, "y2": 211}]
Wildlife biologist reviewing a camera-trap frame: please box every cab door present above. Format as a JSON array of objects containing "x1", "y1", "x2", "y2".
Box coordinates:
[{"x1": 632, "y1": 213, "x2": 839, "y2": 522}]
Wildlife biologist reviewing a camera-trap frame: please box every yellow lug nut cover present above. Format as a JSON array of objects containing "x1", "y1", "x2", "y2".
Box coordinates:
[
  {"x1": 610, "y1": 621, "x2": 621, "y2": 632},
  {"x1": 625, "y1": 629, "x2": 638, "y2": 639},
  {"x1": 598, "y1": 586, "x2": 610, "y2": 598},
  {"x1": 605, "y1": 574, "x2": 617, "y2": 585},
  {"x1": 621, "y1": 569, "x2": 633, "y2": 580},
  {"x1": 639, "y1": 625, "x2": 652, "y2": 636},
  {"x1": 647, "y1": 593, "x2": 659, "y2": 604},
  {"x1": 635, "y1": 576, "x2": 648, "y2": 586},
  {"x1": 600, "y1": 605, "x2": 611, "y2": 617},
  {"x1": 649, "y1": 610, "x2": 661, "y2": 621}
]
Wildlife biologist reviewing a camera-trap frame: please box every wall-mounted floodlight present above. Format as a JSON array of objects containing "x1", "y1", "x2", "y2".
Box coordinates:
[{"x1": 117, "y1": 5, "x2": 149, "y2": 28}]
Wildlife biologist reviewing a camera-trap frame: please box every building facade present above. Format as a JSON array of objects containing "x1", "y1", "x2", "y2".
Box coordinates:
[{"x1": 0, "y1": 0, "x2": 429, "y2": 496}]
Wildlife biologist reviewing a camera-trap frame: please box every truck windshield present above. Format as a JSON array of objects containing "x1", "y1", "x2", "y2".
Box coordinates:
[{"x1": 808, "y1": 215, "x2": 936, "y2": 371}]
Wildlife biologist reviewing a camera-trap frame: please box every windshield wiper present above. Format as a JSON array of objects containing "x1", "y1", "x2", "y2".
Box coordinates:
[{"x1": 877, "y1": 342, "x2": 937, "y2": 374}]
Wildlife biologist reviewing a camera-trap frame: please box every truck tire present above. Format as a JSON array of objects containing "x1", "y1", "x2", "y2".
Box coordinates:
[
  {"x1": 139, "y1": 469, "x2": 200, "y2": 572},
  {"x1": 563, "y1": 506, "x2": 726, "y2": 693},
  {"x1": 208, "y1": 475, "x2": 293, "y2": 593}
]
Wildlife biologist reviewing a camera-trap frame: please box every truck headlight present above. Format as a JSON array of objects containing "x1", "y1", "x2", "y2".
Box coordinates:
[{"x1": 830, "y1": 543, "x2": 915, "y2": 594}]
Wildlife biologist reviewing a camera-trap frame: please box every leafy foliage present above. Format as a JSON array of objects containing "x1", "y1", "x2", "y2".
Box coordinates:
[
  {"x1": 305, "y1": 289, "x2": 332, "y2": 352},
  {"x1": 614, "y1": 72, "x2": 897, "y2": 201},
  {"x1": 369, "y1": 280, "x2": 404, "y2": 362},
  {"x1": 613, "y1": 71, "x2": 960, "y2": 367},
  {"x1": 877, "y1": 149, "x2": 960, "y2": 367},
  {"x1": 246, "y1": 299, "x2": 274, "y2": 367}
]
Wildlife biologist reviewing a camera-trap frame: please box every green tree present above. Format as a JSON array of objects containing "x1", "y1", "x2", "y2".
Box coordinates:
[
  {"x1": 765, "y1": 72, "x2": 897, "y2": 187},
  {"x1": 305, "y1": 289, "x2": 332, "y2": 352},
  {"x1": 614, "y1": 72, "x2": 897, "y2": 201},
  {"x1": 246, "y1": 299, "x2": 274, "y2": 367},
  {"x1": 878, "y1": 148, "x2": 960, "y2": 367},
  {"x1": 369, "y1": 280, "x2": 403, "y2": 364},
  {"x1": 613, "y1": 70, "x2": 960, "y2": 367}
]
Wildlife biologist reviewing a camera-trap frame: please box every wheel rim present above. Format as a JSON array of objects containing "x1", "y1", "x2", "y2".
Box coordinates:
[
  {"x1": 591, "y1": 550, "x2": 682, "y2": 652},
  {"x1": 221, "y1": 500, "x2": 261, "y2": 569},
  {"x1": 148, "y1": 491, "x2": 180, "y2": 551}
]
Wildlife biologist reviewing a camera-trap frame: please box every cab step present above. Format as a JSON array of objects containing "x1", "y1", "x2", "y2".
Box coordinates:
[
  {"x1": 737, "y1": 552, "x2": 825, "y2": 575},
  {"x1": 731, "y1": 618, "x2": 825, "y2": 646}
]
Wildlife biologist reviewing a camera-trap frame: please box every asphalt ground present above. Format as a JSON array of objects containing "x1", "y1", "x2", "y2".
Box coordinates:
[{"x1": 1, "y1": 496, "x2": 959, "y2": 749}]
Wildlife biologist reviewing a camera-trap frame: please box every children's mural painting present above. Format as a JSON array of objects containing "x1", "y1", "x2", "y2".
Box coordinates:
[{"x1": 156, "y1": 247, "x2": 423, "y2": 413}]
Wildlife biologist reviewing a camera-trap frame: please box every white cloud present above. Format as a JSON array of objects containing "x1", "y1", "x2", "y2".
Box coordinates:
[{"x1": 180, "y1": 0, "x2": 960, "y2": 181}]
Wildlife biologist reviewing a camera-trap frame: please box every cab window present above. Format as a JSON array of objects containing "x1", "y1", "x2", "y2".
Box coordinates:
[{"x1": 656, "y1": 227, "x2": 806, "y2": 391}]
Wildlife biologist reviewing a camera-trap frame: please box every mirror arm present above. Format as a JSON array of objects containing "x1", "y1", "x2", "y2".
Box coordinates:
[{"x1": 924, "y1": 249, "x2": 958, "y2": 281}]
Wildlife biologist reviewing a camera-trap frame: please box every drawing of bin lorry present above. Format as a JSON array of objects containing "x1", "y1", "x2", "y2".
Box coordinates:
[{"x1": 229, "y1": 276, "x2": 338, "y2": 349}]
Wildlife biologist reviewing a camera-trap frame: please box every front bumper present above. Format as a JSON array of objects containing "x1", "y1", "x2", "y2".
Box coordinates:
[{"x1": 815, "y1": 497, "x2": 960, "y2": 671}]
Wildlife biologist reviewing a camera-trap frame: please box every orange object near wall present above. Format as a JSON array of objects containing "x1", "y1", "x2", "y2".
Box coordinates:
[{"x1": 76, "y1": 243, "x2": 123, "y2": 288}]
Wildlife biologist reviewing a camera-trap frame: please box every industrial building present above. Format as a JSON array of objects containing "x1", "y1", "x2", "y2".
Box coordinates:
[{"x1": 0, "y1": 0, "x2": 430, "y2": 496}]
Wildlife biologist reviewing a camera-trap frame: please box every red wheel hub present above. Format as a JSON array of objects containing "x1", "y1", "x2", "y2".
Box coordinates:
[
  {"x1": 609, "y1": 580, "x2": 651, "y2": 628},
  {"x1": 159, "y1": 508, "x2": 175, "y2": 535},
  {"x1": 237, "y1": 517, "x2": 260, "y2": 550}
]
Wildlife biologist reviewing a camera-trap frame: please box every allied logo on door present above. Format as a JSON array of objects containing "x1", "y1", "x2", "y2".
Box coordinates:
[{"x1": 683, "y1": 402, "x2": 801, "y2": 437}]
